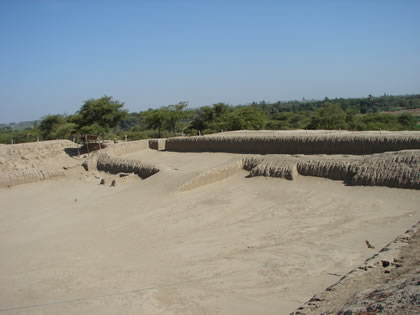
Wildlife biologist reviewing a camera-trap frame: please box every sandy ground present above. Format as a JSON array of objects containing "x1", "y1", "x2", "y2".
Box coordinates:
[
  {"x1": 1, "y1": 149, "x2": 420, "y2": 314},
  {"x1": 296, "y1": 223, "x2": 420, "y2": 314}
]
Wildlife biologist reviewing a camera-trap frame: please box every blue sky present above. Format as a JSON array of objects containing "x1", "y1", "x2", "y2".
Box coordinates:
[{"x1": 1, "y1": 0, "x2": 419, "y2": 123}]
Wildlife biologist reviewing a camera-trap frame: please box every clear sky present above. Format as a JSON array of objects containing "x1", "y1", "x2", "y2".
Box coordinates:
[{"x1": 1, "y1": 0, "x2": 419, "y2": 123}]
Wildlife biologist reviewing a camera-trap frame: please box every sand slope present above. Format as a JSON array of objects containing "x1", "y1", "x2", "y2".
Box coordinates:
[{"x1": 293, "y1": 222, "x2": 420, "y2": 314}]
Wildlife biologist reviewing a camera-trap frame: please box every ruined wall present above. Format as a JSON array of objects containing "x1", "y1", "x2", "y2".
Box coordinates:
[
  {"x1": 166, "y1": 135, "x2": 420, "y2": 155},
  {"x1": 0, "y1": 169, "x2": 66, "y2": 187},
  {"x1": 243, "y1": 151, "x2": 420, "y2": 190},
  {"x1": 246, "y1": 159, "x2": 297, "y2": 180},
  {"x1": 97, "y1": 153, "x2": 159, "y2": 179},
  {"x1": 0, "y1": 139, "x2": 160, "y2": 187},
  {"x1": 103, "y1": 140, "x2": 150, "y2": 156},
  {"x1": 0, "y1": 140, "x2": 79, "y2": 188},
  {"x1": 148, "y1": 139, "x2": 166, "y2": 151}
]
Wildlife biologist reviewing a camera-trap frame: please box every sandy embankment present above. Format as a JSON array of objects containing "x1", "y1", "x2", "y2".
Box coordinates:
[
  {"x1": 0, "y1": 140, "x2": 80, "y2": 187},
  {"x1": 0, "y1": 131, "x2": 419, "y2": 314},
  {"x1": 293, "y1": 221, "x2": 420, "y2": 314}
]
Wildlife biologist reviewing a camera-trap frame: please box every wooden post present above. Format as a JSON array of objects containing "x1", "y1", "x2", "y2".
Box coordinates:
[{"x1": 85, "y1": 135, "x2": 89, "y2": 155}]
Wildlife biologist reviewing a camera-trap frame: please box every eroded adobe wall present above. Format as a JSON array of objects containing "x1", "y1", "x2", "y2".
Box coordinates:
[
  {"x1": 166, "y1": 135, "x2": 420, "y2": 155},
  {"x1": 0, "y1": 140, "x2": 79, "y2": 188},
  {"x1": 97, "y1": 153, "x2": 159, "y2": 179}
]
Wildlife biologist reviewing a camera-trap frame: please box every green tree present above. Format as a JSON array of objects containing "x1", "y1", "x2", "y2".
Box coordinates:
[
  {"x1": 52, "y1": 122, "x2": 77, "y2": 139},
  {"x1": 308, "y1": 103, "x2": 347, "y2": 130},
  {"x1": 398, "y1": 113, "x2": 417, "y2": 129},
  {"x1": 359, "y1": 113, "x2": 399, "y2": 130},
  {"x1": 213, "y1": 103, "x2": 230, "y2": 118},
  {"x1": 225, "y1": 107, "x2": 267, "y2": 130},
  {"x1": 142, "y1": 102, "x2": 191, "y2": 137},
  {"x1": 142, "y1": 108, "x2": 167, "y2": 138},
  {"x1": 39, "y1": 115, "x2": 66, "y2": 140},
  {"x1": 165, "y1": 102, "x2": 191, "y2": 135},
  {"x1": 189, "y1": 106, "x2": 214, "y2": 133},
  {"x1": 74, "y1": 96, "x2": 127, "y2": 135},
  {"x1": 118, "y1": 112, "x2": 142, "y2": 130},
  {"x1": 289, "y1": 112, "x2": 311, "y2": 129},
  {"x1": 345, "y1": 106, "x2": 359, "y2": 130}
]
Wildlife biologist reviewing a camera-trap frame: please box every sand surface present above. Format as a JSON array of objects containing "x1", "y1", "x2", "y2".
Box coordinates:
[
  {"x1": 294, "y1": 222, "x2": 420, "y2": 314},
  {"x1": 1, "y1": 147, "x2": 420, "y2": 314}
]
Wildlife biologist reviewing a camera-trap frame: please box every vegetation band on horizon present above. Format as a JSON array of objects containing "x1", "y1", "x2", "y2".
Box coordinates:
[{"x1": 1, "y1": 94, "x2": 420, "y2": 144}]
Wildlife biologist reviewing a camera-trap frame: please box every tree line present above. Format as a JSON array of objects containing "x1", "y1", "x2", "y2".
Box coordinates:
[{"x1": 1, "y1": 94, "x2": 419, "y2": 144}]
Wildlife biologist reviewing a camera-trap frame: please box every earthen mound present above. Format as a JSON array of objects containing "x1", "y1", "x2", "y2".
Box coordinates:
[{"x1": 0, "y1": 140, "x2": 80, "y2": 187}]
